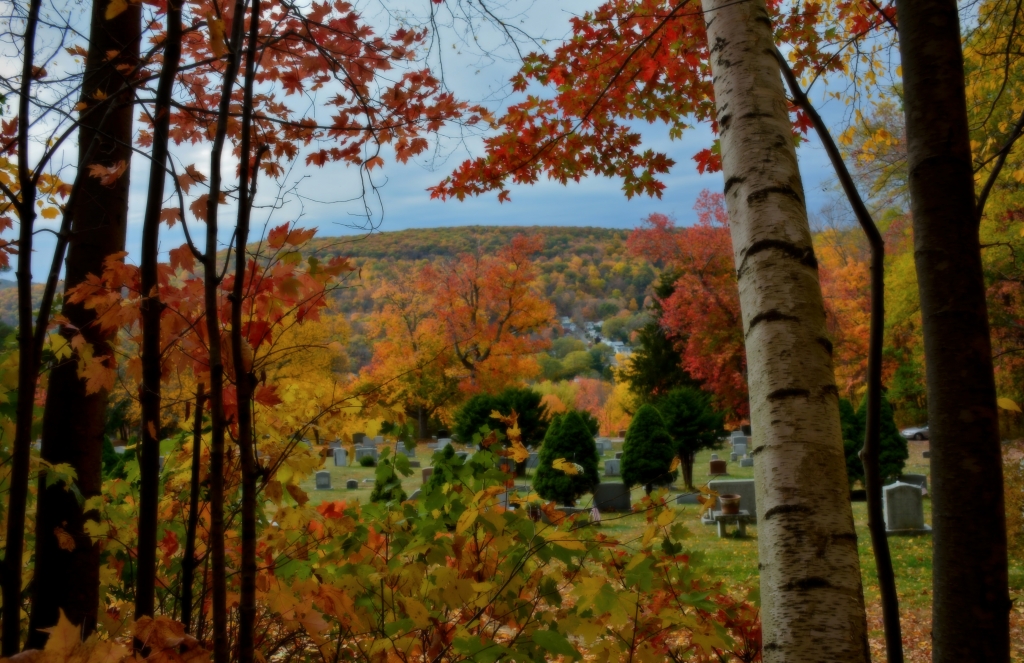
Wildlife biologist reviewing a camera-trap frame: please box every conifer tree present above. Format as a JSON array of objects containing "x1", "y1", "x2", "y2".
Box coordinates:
[
  {"x1": 370, "y1": 456, "x2": 408, "y2": 505},
  {"x1": 534, "y1": 412, "x2": 600, "y2": 505},
  {"x1": 657, "y1": 387, "x2": 726, "y2": 490},
  {"x1": 843, "y1": 396, "x2": 908, "y2": 487},
  {"x1": 621, "y1": 404, "x2": 676, "y2": 493}
]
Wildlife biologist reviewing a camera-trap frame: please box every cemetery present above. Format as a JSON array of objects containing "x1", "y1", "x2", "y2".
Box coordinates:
[{"x1": 299, "y1": 433, "x2": 960, "y2": 640}]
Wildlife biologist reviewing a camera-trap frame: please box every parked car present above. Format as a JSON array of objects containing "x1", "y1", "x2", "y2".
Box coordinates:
[{"x1": 901, "y1": 425, "x2": 929, "y2": 440}]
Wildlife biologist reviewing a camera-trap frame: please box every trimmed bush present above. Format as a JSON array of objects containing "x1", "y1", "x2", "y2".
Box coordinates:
[
  {"x1": 621, "y1": 404, "x2": 676, "y2": 493},
  {"x1": 657, "y1": 387, "x2": 725, "y2": 490},
  {"x1": 841, "y1": 394, "x2": 909, "y2": 486},
  {"x1": 453, "y1": 387, "x2": 548, "y2": 447},
  {"x1": 533, "y1": 411, "x2": 600, "y2": 506},
  {"x1": 359, "y1": 455, "x2": 376, "y2": 467}
]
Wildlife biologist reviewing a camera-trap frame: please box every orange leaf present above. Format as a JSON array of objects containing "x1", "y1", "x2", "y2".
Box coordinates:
[
  {"x1": 87, "y1": 160, "x2": 127, "y2": 187},
  {"x1": 54, "y1": 527, "x2": 76, "y2": 551}
]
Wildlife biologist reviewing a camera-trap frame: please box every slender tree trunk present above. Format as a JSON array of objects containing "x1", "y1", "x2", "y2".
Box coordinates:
[
  {"x1": 205, "y1": 3, "x2": 249, "y2": 660},
  {"x1": 181, "y1": 384, "x2": 206, "y2": 634},
  {"x1": 894, "y1": 0, "x2": 1010, "y2": 659},
  {"x1": 133, "y1": 0, "x2": 182, "y2": 624},
  {"x1": 700, "y1": 0, "x2": 869, "y2": 659},
  {"x1": 29, "y1": 0, "x2": 141, "y2": 644},
  {"x1": 3, "y1": 0, "x2": 44, "y2": 652},
  {"x1": 681, "y1": 453, "x2": 694, "y2": 491},
  {"x1": 232, "y1": 4, "x2": 261, "y2": 660},
  {"x1": 776, "y1": 53, "x2": 903, "y2": 663}
]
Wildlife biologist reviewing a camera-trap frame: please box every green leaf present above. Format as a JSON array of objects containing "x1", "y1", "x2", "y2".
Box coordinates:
[{"x1": 531, "y1": 629, "x2": 580, "y2": 660}]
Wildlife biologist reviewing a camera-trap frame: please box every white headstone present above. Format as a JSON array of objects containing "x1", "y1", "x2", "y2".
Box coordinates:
[
  {"x1": 437, "y1": 438, "x2": 452, "y2": 449},
  {"x1": 355, "y1": 447, "x2": 378, "y2": 463},
  {"x1": 333, "y1": 448, "x2": 347, "y2": 467},
  {"x1": 526, "y1": 452, "x2": 540, "y2": 469},
  {"x1": 733, "y1": 443, "x2": 748, "y2": 456},
  {"x1": 883, "y1": 482, "x2": 930, "y2": 533},
  {"x1": 740, "y1": 458, "x2": 754, "y2": 468},
  {"x1": 703, "y1": 479, "x2": 758, "y2": 523},
  {"x1": 315, "y1": 471, "x2": 331, "y2": 490},
  {"x1": 604, "y1": 459, "x2": 620, "y2": 477},
  {"x1": 731, "y1": 435, "x2": 748, "y2": 448}
]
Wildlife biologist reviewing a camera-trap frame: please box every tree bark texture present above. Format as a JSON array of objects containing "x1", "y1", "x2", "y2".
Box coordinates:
[
  {"x1": 775, "y1": 52, "x2": 903, "y2": 663},
  {"x1": 700, "y1": 0, "x2": 870, "y2": 660},
  {"x1": 894, "y1": 0, "x2": 1010, "y2": 659},
  {"x1": 28, "y1": 0, "x2": 141, "y2": 645}
]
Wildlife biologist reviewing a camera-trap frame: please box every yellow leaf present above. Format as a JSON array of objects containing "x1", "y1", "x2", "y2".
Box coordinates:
[
  {"x1": 669, "y1": 456, "x2": 680, "y2": 472},
  {"x1": 402, "y1": 597, "x2": 430, "y2": 628},
  {"x1": 105, "y1": 0, "x2": 128, "y2": 20},
  {"x1": 545, "y1": 530, "x2": 587, "y2": 550},
  {"x1": 998, "y1": 397, "x2": 1021, "y2": 413},
  {"x1": 40, "y1": 206, "x2": 59, "y2": 219},
  {"x1": 207, "y1": 15, "x2": 227, "y2": 59},
  {"x1": 552, "y1": 458, "x2": 579, "y2": 475},
  {"x1": 456, "y1": 508, "x2": 478, "y2": 534},
  {"x1": 642, "y1": 525, "x2": 657, "y2": 546},
  {"x1": 509, "y1": 439, "x2": 529, "y2": 463},
  {"x1": 656, "y1": 509, "x2": 675, "y2": 527},
  {"x1": 41, "y1": 609, "x2": 82, "y2": 657}
]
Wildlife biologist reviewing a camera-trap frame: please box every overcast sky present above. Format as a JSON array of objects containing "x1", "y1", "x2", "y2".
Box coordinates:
[{"x1": 19, "y1": 0, "x2": 854, "y2": 278}]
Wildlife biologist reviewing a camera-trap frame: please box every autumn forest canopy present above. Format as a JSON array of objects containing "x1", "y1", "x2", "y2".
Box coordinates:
[{"x1": 1, "y1": 0, "x2": 1024, "y2": 661}]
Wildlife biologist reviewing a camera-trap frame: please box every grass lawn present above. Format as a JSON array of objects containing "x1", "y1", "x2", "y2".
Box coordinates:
[{"x1": 303, "y1": 439, "x2": 1024, "y2": 661}]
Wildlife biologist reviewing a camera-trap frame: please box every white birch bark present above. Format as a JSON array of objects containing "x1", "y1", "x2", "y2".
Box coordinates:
[{"x1": 700, "y1": 0, "x2": 870, "y2": 659}]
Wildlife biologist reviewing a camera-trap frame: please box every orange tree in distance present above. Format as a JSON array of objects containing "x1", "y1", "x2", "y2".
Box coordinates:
[{"x1": 423, "y1": 234, "x2": 554, "y2": 395}]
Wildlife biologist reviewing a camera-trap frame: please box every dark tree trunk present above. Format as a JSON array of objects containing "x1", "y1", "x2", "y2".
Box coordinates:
[
  {"x1": 181, "y1": 384, "x2": 205, "y2": 634},
  {"x1": 681, "y1": 453, "x2": 694, "y2": 491},
  {"x1": 233, "y1": 5, "x2": 262, "y2": 660},
  {"x1": 204, "y1": 2, "x2": 249, "y2": 659},
  {"x1": 29, "y1": 0, "x2": 141, "y2": 643},
  {"x1": 134, "y1": 0, "x2": 181, "y2": 625},
  {"x1": 895, "y1": 0, "x2": 1010, "y2": 659},
  {"x1": 3, "y1": 0, "x2": 45, "y2": 652}
]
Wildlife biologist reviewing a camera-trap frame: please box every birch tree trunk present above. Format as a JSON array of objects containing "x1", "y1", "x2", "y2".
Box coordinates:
[
  {"x1": 700, "y1": 0, "x2": 869, "y2": 659},
  {"x1": 894, "y1": 0, "x2": 1010, "y2": 658}
]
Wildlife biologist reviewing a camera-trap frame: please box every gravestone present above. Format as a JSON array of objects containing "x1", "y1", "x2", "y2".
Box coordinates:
[
  {"x1": 604, "y1": 459, "x2": 620, "y2": 477},
  {"x1": 883, "y1": 482, "x2": 931, "y2": 534},
  {"x1": 741, "y1": 424, "x2": 751, "y2": 436},
  {"x1": 353, "y1": 432, "x2": 366, "y2": 446},
  {"x1": 409, "y1": 460, "x2": 421, "y2": 468},
  {"x1": 731, "y1": 435, "x2": 748, "y2": 448},
  {"x1": 592, "y1": 482, "x2": 631, "y2": 512},
  {"x1": 730, "y1": 452, "x2": 739, "y2": 462},
  {"x1": 709, "y1": 459, "x2": 728, "y2": 475},
  {"x1": 315, "y1": 471, "x2": 331, "y2": 490},
  {"x1": 617, "y1": 429, "x2": 627, "y2": 438},
  {"x1": 922, "y1": 450, "x2": 931, "y2": 459},
  {"x1": 363, "y1": 478, "x2": 374, "y2": 483},
  {"x1": 437, "y1": 438, "x2": 452, "y2": 449},
  {"x1": 422, "y1": 467, "x2": 434, "y2": 484},
  {"x1": 373, "y1": 435, "x2": 385, "y2": 446},
  {"x1": 346, "y1": 479, "x2": 358, "y2": 490},
  {"x1": 526, "y1": 452, "x2": 539, "y2": 469},
  {"x1": 901, "y1": 473, "x2": 928, "y2": 491},
  {"x1": 158, "y1": 456, "x2": 165, "y2": 473},
  {"x1": 396, "y1": 442, "x2": 416, "y2": 457},
  {"x1": 596, "y1": 438, "x2": 612, "y2": 455},
  {"x1": 333, "y1": 448, "x2": 347, "y2": 467},
  {"x1": 702, "y1": 479, "x2": 757, "y2": 524},
  {"x1": 409, "y1": 489, "x2": 422, "y2": 500},
  {"x1": 676, "y1": 492, "x2": 701, "y2": 505},
  {"x1": 455, "y1": 451, "x2": 470, "y2": 462},
  {"x1": 710, "y1": 454, "x2": 719, "y2": 461},
  {"x1": 740, "y1": 458, "x2": 754, "y2": 468},
  {"x1": 733, "y1": 443, "x2": 748, "y2": 456},
  {"x1": 330, "y1": 440, "x2": 341, "y2": 449},
  {"x1": 354, "y1": 447, "x2": 378, "y2": 464},
  {"x1": 615, "y1": 452, "x2": 623, "y2": 459},
  {"x1": 730, "y1": 430, "x2": 744, "y2": 440},
  {"x1": 426, "y1": 442, "x2": 438, "y2": 451}
]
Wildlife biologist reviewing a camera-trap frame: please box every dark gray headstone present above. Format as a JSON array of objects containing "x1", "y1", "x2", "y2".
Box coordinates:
[
  {"x1": 676, "y1": 492, "x2": 701, "y2": 505},
  {"x1": 592, "y1": 483, "x2": 631, "y2": 512},
  {"x1": 315, "y1": 471, "x2": 331, "y2": 490},
  {"x1": 409, "y1": 460, "x2": 421, "y2": 468},
  {"x1": 615, "y1": 452, "x2": 622, "y2": 459},
  {"x1": 702, "y1": 479, "x2": 757, "y2": 523},
  {"x1": 346, "y1": 479, "x2": 358, "y2": 490},
  {"x1": 352, "y1": 432, "x2": 366, "y2": 446},
  {"x1": 902, "y1": 473, "x2": 927, "y2": 490},
  {"x1": 354, "y1": 447, "x2": 378, "y2": 463}
]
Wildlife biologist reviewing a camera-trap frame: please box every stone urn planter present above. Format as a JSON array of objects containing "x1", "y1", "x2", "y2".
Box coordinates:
[{"x1": 719, "y1": 494, "x2": 742, "y2": 515}]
